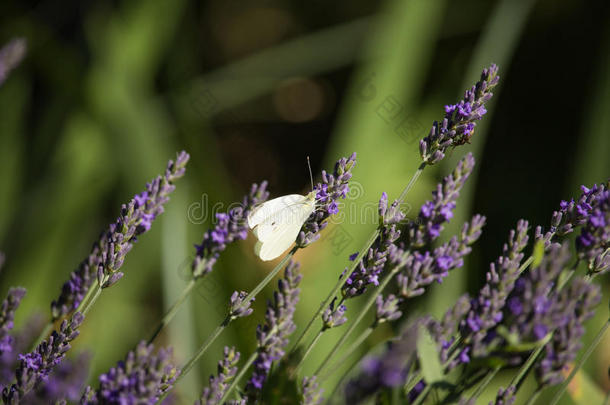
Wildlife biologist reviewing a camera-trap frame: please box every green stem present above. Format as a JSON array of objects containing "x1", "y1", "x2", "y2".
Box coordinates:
[
  {"x1": 182, "y1": 318, "x2": 229, "y2": 382},
  {"x1": 509, "y1": 335, "x2": 551, "y2": 390},
  {"x1": 314, "y1": 266, "x2": 401, "y2": 376},
  {"x1": 290, "y1": 229, "x2": 380, "y2": 354},
  {"x1": 291, "y1": 163, "x2": 426, "y2": 356},
  {"x1": 524, "y1": 389, "x2": 541, "y2": 405},
  {"x1": 295, "y1": 330, "x2": 324, "y2": 374},
  {"x1": 469, "y1": 367, "x2": 500, "y2": 401},
  {"x1": 80, "y1": 284, "x2": 102, "y2": 317},
  {"x1": 550, "y1": 318, "x2": 610, "y2": 405},
  {"x1": 220, "y1": 350, "x2": 258, "y2": 403},
  {"x1": 148, "y1": 278, "x2": 198, "y2": 343},
  {"x1": 320, "y1": 326, "x2": 374, "y2": 380},
  {"x1": 244, "y1": 247, "x2": 297, "y2": 306}
]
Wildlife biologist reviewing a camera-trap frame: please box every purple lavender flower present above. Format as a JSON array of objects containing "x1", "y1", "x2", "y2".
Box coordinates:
[
  {"x1": 50, "y1": 151, "x2": 189, "y2": 321},
  {"x1": 408, "y1": 153, "x2": 476, "y2": 247},
  {"x1": 575, "y1": 185, "x2": 609, "y2": 274},
  {"x1": 197, "y1": 347, "x2": 240, "y2": 405},
  {"x1": 192, "y1": 182, "x2": 269, "y2": 278},
  {"x1": 375, "y1": 294, "x2": 402, "y2": 324},
  {"x1": 26, "y1": 352, "x2": 89, "y2": 404},
  {"x1": 228, "y1": 291, "x2": 255, "y2": 320},
  {"x1": 0, "y1": 288, "x2": 26, "y2": 356},
  {"x1": 81, "y1": 341, "x2": 178, "y2": 404},
  {"x1": 396, "y1": 215, "x2": 485, "y2": 298},
  {"x1": 246, "y1": 261, "x2": 301, "y2": 398},
  {"x1": 536, "y1": 182, "x2": 608, "y2": 245},
  {"x1": 2, "y1": 313, "x2": 83, "y2": 403},
  {"x1": 321, "y1": 299, "x2": 348, "y2": 330},
  {"x1": 341, "y1": 193, "x2": 404, "y2": 298},
  {"x1": 301, "y1": 376, "x2": 323, "y2": 405},
  {"x1": 459, "y1": 220, "x2": 529, "y2": 360},
  {"x1": 296, "y1": 153, "x2": 356, "y2": 247},
  {"x1": 0, "y1": 38, "x2": 27, "y2": 86},
  {"x1": 419, "y1": 64, "x2": 499, "y2": 164},
  {"x1": 345, "y1": 320, "x2": 422, "y2": 404},
  {"x1": 490, "y1": 386, "x2": 515, "y2": 405}
]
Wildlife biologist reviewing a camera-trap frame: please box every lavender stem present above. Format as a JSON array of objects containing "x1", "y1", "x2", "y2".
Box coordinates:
[
  {"x1": 549, "y1": 317, "x2": 610, "y2": 405},
  {"x1": 296, "y1": 330, "x2": 324, "y2": 374},
  {"x1": 292, "y1": 163, "x2": 426, "y2": 354},
  {"x1": 319, "y1": 326, "x2": 374, "y2": 381},
  {"x1": 314, "y1": 264, "x2": 404, "y2": 376},
  {"x1": 469, "y1": 366, "x2": 501, "y2": 401},
  {"x1": 291, "y1": 229, "x2": 381, "y2": 352},
  {"x1": 148, "y1": 278, "x2": 197, "y2": 343}
]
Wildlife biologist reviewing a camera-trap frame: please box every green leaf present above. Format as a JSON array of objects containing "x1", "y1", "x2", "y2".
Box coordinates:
[
  {"x1": 532, "y1": 239, "x2": 546, "y2": 268},
  {"x1": 417, "y1": 328, "x2": 444, "y2": 385}
]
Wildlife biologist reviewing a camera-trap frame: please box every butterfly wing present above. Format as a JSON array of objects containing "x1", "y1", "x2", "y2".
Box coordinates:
[
  {"x1": 248, "y1": 194, "x2": 307, "y2": 229},
  {"x1": 252, "y1": 195, "x2": 316, "y2": 261}
]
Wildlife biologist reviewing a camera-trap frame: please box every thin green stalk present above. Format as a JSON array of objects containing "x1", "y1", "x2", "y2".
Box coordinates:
[
  {"x1": 156, "y1": 318, "x2": 230, "y2": 404},
  {"x1": 469, "y1": 366, "x2": 500, "y2": 401},
  {"x1": 509, "y1": 335, "x2": 551, "y2": 390},
  {"x1": 243, "y1": 247, "x2": 297, "y2": 306},
  {"x1": 314, "y1": 266, "x2": 401, "y2": 376},
  {"x1": 295, "y1": 330, "x2": 324, "y2": 374},
  {"x1": 550, "y1": 318, "x2": 610, "y2": 405},
  {"x1": 291, "y1": 229, "x2": 380, "y2": 353},
  {"x1": 524, "y1": 389, "x2": 542, "y2": 405},
  {"x1": 148, "y1": 277, "x2": 198, "y2": 343},
  {"x1": 220, "y1": 351, "x2": 258, "y2": 403},
  {"x1": 291, "y1": 164, "x2": 425, "y2": 355},
  {"x1": 320, "y1": 326, "x2": 374, "y2": 380},
  {"x1": 80, "y1": 283, "x2": 102, "y2": 317}
]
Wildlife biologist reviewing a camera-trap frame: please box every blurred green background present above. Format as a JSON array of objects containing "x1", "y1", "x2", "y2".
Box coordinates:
[{"x1": 0, "y1": 0, "x2": 609, "y2": 403}]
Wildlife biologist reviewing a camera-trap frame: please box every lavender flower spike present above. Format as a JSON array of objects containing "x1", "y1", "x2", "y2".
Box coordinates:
[
  {"x1": 301, "y1": 376, "x2": 323, "y2": 405},
  {"x1": 490, "y1": 386, "x2": 516, "y2": 405},
  {"x1": 459, "y1": 220, "x2": 529, "y2": 360},
  {"x1": 575, "y1": 184, "x2": 609, "y2": 274},
  {"x1": 197, "y1": 347, "x2": 240, "y2": 405},
  {"x1": 420, "y1": 64, "x2": 499, "y2": 165},
  {"x1": 246, "y1": 261, "x2": 302, "y2": 398},
  {"x1": 51, "y1": 151, "x2": 189, "y2": 320},
  {"x1": 2, "y1": 313, "x2": 84, "y2": 403},
  {"x1": 81, "y1": 341, "x2": 178, "y2": 404},
  {"x1": 192, "y1": 182, "x2": 269, "y2": 278},
  {"x1": 297, "y1": 153, "x2": 356, "y2": 247},
  {"x1": 322, "y1": 298, "x2": 348, "y2": 330},
  {"x1": 228, "y1": 291, "x2": 255, "y2": 320},
  {"x1": 0, "y1": 288, "x2": 26, "y2": 356},
  {"x1": 0, "y1": 38, "x2": 27, "y2": 86},
  {"x1": 408, "y1": 153, "x2": 476, "y2": 247},
  {"x1": 342, "y1": 192, "x2": 403, "y2": 298}
]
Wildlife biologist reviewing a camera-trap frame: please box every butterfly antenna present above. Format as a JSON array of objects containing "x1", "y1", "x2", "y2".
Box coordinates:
[{"x1": 307, "y1": 156, "x2": 314, "y2": 191}]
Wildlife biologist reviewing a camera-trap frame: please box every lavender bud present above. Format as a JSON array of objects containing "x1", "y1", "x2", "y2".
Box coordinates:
[
  {"x1": 375, "y1": 294, "x2": 402, "y2": 324},
  {"x1": 197, "y1": 347, "x2": 240, "y2": 405},
  {"x1": 301, "y1": 376, "x2": 324, "y2": 405},
  {"x1": 322, "y1": 299, "x2": 348, "y2": 330},
  {"x1": 228, "y1": 291, "x2": 254, "y2": 320},
  {"x1": 0, "y1": 288, "x2": 26, "y2": 356}
]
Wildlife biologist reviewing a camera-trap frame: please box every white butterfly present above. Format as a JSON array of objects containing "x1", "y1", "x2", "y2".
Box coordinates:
[{"x1": 247, "y1": 191, "x2": 317, "y2": 261}]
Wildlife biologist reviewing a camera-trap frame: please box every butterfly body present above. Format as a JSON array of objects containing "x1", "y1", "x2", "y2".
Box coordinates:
[{"x1": 247, "y1": 191, "x2": 316, "y2": 261}]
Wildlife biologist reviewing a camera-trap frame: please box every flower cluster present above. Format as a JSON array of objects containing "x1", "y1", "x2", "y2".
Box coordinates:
[
  {"x1": 197, "y1": 346, "x2": 240, "y2": 405},
  {"x1": 491, "y1": 386, "x2": 516, "y2": 405},
  {"x1": 2, "y1": 313, "x2": 84, "y2": 403},
  {"x1": 51, "y1": 152, "x2": 189, "y2": 320},
  {"x1": 0, "y1": 288, "x2": 26, "y2": 355},
  {"x1": 0, "y1": 38, "x2": 27, "y2": 86},
  {"x1": 536, "y1": 182, "x2": 608, "y2": 244},
  {"x1": 374, "y1": 294, "x2": 402, "y2": 324},
  {"x1": 575, "y1": 184, "x2": 609, "y2": 273},
  {"x1": 341, "y1": 192, "x2": 404, "y2": 298},
  {"x1": 80, "y1": 341, "x2": 178, "y2": 404},
  {"x1": 301, "y1": 376, "x2": 323, "y2": 405},
  {"x1": 321, "y1": 298, "x2": 347, "y2": 331},
  {"x1": 246, "y1": 261, "x2": 302, "y2": 398},
  {"x1": 419, "y1": 64, "x2": 499, "y2": 164},
  {"x1": 296, "y1": 153, "x2": 356, "y2": 247},
  {"x1": 458, "y1": 220, "x2": 529, "y2": 357},
  {"x1": 192, "y1": 182, "x2": 269, "y2": 278},
  {"x1": 396, "y1": 215, "x2": 485, "y2": 298},
  {"x1": 228, "y1": 291, "x2": 255, "y2": 320},
  {"x1": 408, "y1": 153, "x2": 476, "y2": 247}
]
